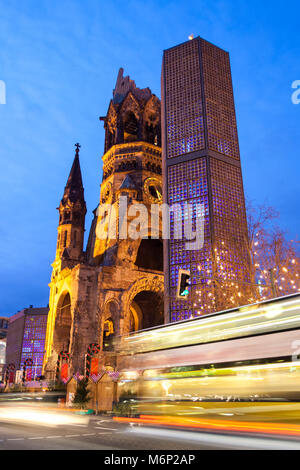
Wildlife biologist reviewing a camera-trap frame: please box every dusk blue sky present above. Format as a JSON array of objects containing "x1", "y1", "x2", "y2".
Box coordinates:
[{"x1": 0, "y1": 0, "x2": 299, "y2": 316}]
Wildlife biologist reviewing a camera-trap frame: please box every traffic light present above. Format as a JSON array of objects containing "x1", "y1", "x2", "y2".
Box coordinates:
[{"x1": 177, "y1": 269, "x2": 191, "y2": 299}]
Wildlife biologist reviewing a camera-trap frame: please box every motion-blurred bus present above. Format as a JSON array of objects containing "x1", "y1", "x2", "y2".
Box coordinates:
[{"x1": 115, "y1": 294, "x2": 300, "y2": 415}]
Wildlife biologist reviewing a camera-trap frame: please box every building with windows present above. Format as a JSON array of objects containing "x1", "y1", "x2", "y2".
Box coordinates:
[
  {"x1": 161, "y1": 37, "x2": 249, "y2": 322},
  {"x1": 0, "y1": 317, "x2": 9, "y2": 340},
  {"x1": 5, "y1": 307, "x2": 48, "y2": 381},
  {"x1": 0, "y1": 317, "x2": 9, "y2": 381}
]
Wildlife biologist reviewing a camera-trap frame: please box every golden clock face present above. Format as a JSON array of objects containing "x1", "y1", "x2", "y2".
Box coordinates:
[
  {"x1": 144, "y1": 177, "x2": 162, "y2": 203},
  {"x1": 101, "y1": 182, "x2": 112, "y2": 203}
]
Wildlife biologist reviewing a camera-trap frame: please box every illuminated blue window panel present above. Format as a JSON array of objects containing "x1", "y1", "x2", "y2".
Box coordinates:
[{"x1": 20, "y1": 314, "x2": 48, "y2": 379}]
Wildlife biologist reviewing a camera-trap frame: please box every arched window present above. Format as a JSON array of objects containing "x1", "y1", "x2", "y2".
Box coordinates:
[
  {"x1": 102, "y1": 318, "x2": 114, "y2": 351},
  {"x1": 123, "y1": 111, "x2": 138, "y2": 143},
  {"x1": 53, "y1": 292, "x2": 72, "y2": 355},
  {"x1": 63, "y1": 231, "x2": 68, "y2": 247}
]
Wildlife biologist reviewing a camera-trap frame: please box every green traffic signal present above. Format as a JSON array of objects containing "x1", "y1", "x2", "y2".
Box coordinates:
[{"x1": 178, "y1": 271, "x2": 191, "y2": 298}]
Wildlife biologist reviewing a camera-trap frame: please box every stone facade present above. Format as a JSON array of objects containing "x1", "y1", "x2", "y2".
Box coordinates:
[{"x1": 43, "y1": 69, "x2": 164, "y2": 381}]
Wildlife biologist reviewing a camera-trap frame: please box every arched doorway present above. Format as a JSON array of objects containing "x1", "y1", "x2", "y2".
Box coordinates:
[
  {"x1": 130, "y1": 290, "x2": 164, "y2": 331},
  {"x1": 53, "y1": 292, "x2": 72, "y2": 354}
]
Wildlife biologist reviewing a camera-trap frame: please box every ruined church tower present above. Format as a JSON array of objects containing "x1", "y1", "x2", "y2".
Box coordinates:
[{"x1": 43, "y1": 69, "x2": 164, "y2": 381}]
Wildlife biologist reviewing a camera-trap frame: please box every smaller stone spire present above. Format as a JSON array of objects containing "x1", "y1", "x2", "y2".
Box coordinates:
[
  {"x1": 62, "y1": 143, "x2": 85, "y2": 205},
  {"x1": 56, "y1": 143, "x2": 87, "y2": 261}
]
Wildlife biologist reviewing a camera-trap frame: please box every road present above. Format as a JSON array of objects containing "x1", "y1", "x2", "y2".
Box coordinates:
[{"x1": 1, "y1": 404, "x2": 300, "y2": 450}]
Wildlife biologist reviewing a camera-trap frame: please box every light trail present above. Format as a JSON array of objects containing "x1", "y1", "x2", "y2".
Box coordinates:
[{"x1": 114, "y1": 414, "x2": 300, "y2": 438}]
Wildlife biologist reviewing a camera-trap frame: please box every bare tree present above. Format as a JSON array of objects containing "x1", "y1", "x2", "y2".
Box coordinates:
[
  {"x1": 242, "y1": 200, "x2": 299, "y2": 301},
  {"x1": 173, "y1": 201, "x2": 299, "y2": 319},
  {"x1": 198, "y1": 201, "x2": 299, "y2": 313},
  {"x1": 253, "y1": 227, "x2": 300, "y2": 299}
]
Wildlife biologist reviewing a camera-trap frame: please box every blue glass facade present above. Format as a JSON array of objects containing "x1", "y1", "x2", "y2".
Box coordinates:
[{"x1": 162, "y1": 38, "x2": 249, "y2": 322}]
